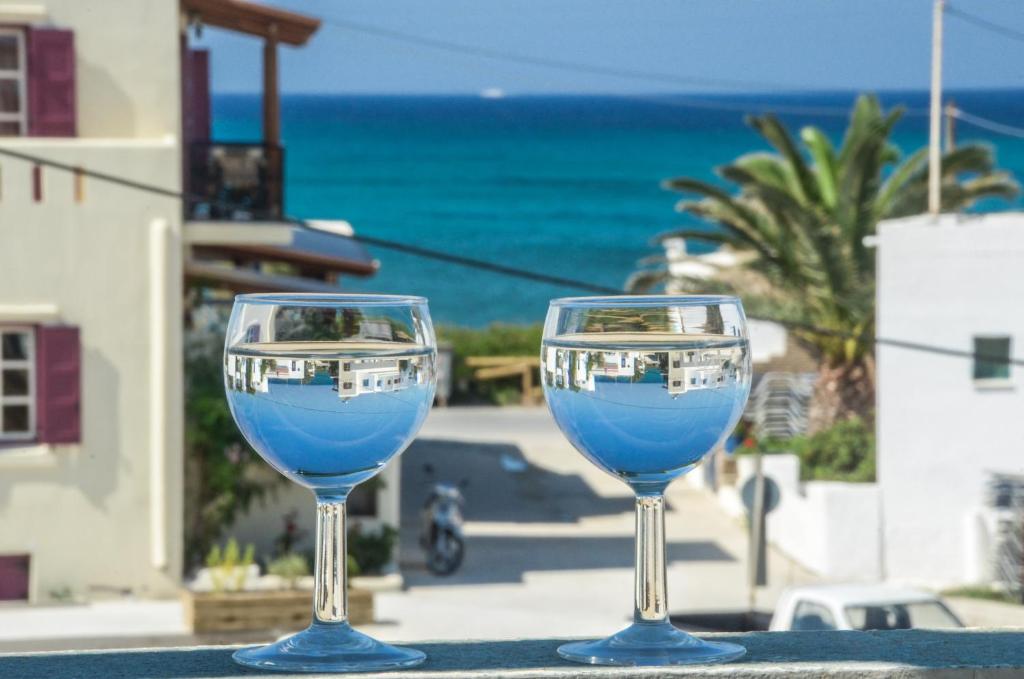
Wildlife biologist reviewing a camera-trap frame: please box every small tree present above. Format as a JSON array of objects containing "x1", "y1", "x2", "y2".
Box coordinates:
[{"x1": 183, "y1": 310, "x2": 280, "y2": 569}]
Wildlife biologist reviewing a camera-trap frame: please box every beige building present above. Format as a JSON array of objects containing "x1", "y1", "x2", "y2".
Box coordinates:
[{"x1": 0, "y1": 0, "x2": 392, "y2": 603}]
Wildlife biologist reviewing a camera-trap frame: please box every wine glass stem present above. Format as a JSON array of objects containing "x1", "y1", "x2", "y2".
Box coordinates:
[
  {"x1": 634, "y1": 493, "x2": 668, "y2": 624},
  {"x1": 313, "y1": 496, "x2": 348, "y2": 624}
]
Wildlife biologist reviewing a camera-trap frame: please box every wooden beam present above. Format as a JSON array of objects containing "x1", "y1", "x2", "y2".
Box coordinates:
[
  {"x1": 262, "y1": 29, "x2": 279, "y2": 146},
  {"x1": 181, "y1": 0, "x2": 320, "y2": 46},
  {"x1": 465, "y1": 356, "x2": 541, "y2": 368}
]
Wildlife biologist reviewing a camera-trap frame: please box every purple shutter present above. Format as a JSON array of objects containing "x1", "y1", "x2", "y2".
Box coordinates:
[
  {"x1": 27, "y1": 28, "x2": 76, "y2": 137},
  {"x1": 0, "y1": 555, "x2": 30, "y2": 601},
  {"x1": 183, "y1": 48, "x2": 211, "y2": 144},
  {"x1": 35, "y1": 326, "x2": 80, "y2": 444}
]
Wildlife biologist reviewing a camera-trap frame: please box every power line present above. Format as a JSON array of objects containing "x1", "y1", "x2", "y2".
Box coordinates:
[
  {"x1": 316, "y1": 14, "x2": 932, "y2": 118},
  {"x1": 318, "y1": 14, "x2": 804, "y2": 93},
  {"x1": 2, "y1": 143, "x2": 1022, "y2": 365},
  {"x1": 952, "y1": 108, "x2": 1024, "y2": 140},
  {"x1": 947, "y1": 4, "x2": 1024, "y2": 44}
]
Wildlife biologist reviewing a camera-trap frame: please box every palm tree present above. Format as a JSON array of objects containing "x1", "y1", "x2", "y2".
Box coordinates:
[{"x1": 631, "y1": 94, "x2": 1018, "y2": 431}]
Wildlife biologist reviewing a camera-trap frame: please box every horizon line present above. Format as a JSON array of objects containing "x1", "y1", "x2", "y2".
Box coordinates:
[{"x1": 209, "y1": 86, "x2": 1024, "y2": 98}]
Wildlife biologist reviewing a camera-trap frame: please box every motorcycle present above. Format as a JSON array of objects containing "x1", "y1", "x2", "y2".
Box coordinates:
[{"x1": 419, "y1": 463, "x2": 467, "y2": 576}]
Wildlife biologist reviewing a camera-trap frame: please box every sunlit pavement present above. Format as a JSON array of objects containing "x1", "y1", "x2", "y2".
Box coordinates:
[
  {"x1": 0, "y1": 406, "x2": 816, "y2": 649},
  {"x1": 361, "y1": 406, "x2": 817, "y2": 641}
]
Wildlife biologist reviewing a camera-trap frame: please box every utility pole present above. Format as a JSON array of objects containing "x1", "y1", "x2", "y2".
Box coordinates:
[{"x1": 928, "y1": 0, "x2": 945, "y2": 216}]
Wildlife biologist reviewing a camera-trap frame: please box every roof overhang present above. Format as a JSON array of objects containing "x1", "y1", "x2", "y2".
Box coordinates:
[
  {"x1": 185, "y1": 220, "x2": 378, "y2": 278},
  {"x1": 184, "y1": 220, "x2": 379, "y2": 294},
  {"x1": 184, "y1": 260, "x2": 344, "y2": 294},
  {"x1": 181, "y1": 0, "x2": 320, "y2": 45}
]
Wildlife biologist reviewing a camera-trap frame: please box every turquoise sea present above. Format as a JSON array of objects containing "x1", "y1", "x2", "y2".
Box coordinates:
[{"x1": 213, "y1": 90, "x2": 1024, "y2": 326}]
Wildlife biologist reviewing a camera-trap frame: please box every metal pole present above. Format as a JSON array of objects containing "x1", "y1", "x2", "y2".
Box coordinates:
[
  {"x1": 944, "y1": 99, "x2": 957, "y2": 151},
  {"x1": 747, "y1": 453, "x2": 766, "y2": 612},
  {"x1": 928, "y1": 0, "x2": 945, "y2": 216}
]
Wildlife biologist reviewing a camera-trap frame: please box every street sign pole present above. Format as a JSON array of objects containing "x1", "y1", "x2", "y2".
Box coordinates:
[{"x1": 747, "y1": 453, "x2": 768, "y2": 611}]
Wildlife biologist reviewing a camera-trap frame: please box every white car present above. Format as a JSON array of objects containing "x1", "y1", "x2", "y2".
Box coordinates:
[{"x1": 770, "y1": 584, "x2": 964, "y2": 632}]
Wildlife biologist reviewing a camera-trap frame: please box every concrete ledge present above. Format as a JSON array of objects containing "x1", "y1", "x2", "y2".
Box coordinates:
[{"x1": 2, "y1": 630, "x2": 1024, "y2": 678}]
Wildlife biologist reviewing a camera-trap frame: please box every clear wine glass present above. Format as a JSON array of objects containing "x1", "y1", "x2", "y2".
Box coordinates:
[
  {"x1": 223, "y1": 293, "x2": 436, "y2": 673},
  {"x1": 541, "y1": 295, "x2": 752, "y2": 666}
]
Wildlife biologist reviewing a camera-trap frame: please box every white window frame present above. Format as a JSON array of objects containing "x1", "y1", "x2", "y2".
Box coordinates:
[
  {"x1": 0, "y1": 28, "x2": 27, "y2": 136},
  {"x1": 0, "y1": 326, "x2": 36, "y2": 442}
]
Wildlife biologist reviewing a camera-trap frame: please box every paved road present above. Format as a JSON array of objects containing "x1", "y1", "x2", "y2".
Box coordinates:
[{"x1": 363, "y1": 407, "x2": 817, "y2": 641}]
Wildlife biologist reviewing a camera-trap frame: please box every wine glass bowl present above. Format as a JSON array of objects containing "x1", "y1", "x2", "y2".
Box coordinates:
[
  {"x1": 541, "y1": 295, "x2": 751, "y2": 666},
  {"x1": 224, "y1": 293, "x2": 435, "y2": 673}
]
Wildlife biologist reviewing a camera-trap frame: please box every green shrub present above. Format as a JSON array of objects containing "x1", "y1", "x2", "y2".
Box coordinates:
[
  {"x1": 184, "y1": 313, "x2": 280, "y2": 569},
  {"x1": 796, "y1": 417, "x2": 875, "y2": 482},
  {"x1": 267, "y1": 553, "x2": 310, "y2": 589},
  {"x1": 205, "y1": 538, "x2": 255, "y2": 592},
  {"x1": 348, "y1": 524, "x2": 398, "y2": 575},
  {"x1": 437, "y1": 323, "x2": 543, "y2": 404},
  {"x1": 742, "y1": 417, "x2": 875, "y2": 483}
]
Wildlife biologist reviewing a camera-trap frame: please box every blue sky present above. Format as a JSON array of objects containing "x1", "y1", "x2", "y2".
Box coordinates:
[{"x1": 194, "y1": 0, "x2": 1024, "y2": 95}]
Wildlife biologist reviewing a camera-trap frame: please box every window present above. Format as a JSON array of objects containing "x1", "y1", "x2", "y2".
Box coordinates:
[
  {"x1": 845, "y1": 602, "x2": 960, "y2": 631},
  {"x1": 0, "y1": 29, "x2": 26, "y2": 136},
  {"x1": 791, "y1": 600, "x2": 836, "y2": 631},
  {"x1": 973, "y1": 336, "x2": 1011, "y2": 383},
  {"x1": 672, "y1": 380, "x2": 681, "y2": 388},
  {"x1": 362, "y1": 378, "x2": 369, "y2": 387},
  {"x1": 342, "y1": 382, "x2": 353, "y2": 390},
  {"x1": 1, "y1": 328, "x2": 35, "y2": 440},
  {"x1": 672, "y1": 359, "x2": 681, "y2": 369}
]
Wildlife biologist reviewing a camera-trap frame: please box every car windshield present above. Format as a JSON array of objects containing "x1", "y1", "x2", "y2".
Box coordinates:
[{"x1": 845, "y1": 602, "x2": 962, "y2": 630}]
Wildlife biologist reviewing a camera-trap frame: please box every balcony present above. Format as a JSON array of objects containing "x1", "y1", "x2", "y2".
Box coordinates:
[{"x1": 185, "y1": 141, "x2": 284, "y2": 221}]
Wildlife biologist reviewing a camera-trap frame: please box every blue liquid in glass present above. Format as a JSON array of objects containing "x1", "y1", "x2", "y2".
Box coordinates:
[
  {"x1": 542, "y1": 335, "x2": 750, "y2": 492},
  {"x1": 225, "y1": 342, "x2": 435, "y2": 491}
]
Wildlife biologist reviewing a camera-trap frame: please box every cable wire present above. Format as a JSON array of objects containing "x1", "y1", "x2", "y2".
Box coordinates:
[
  {"x1": 316, "y1": 14, "x2": 930, "y2": 119},
  {"x1": 952, "y1": 108, "x2": 1024, "y2": 140},
  {"x1": 947, "y1": 4, "x2": 1024, "y2": 44},
  {"x1": 2, "y1": 142, "x2": 1022, "y2": 365}
]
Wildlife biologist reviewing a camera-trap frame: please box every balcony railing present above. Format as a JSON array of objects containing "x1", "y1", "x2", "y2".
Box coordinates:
[{"x1": 186, "y1": 142, "x2": 284, "y2": 221}]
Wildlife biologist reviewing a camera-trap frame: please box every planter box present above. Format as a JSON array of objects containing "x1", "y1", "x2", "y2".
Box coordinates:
[{"x1": 183, "y1": 588, "x2": 374, "y2": 633}]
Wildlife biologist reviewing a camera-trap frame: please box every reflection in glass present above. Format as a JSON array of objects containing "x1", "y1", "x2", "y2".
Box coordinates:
[
  {"x1": 224, "y1": 294, "x2": 435, "y2": 673},
  {"x1": 541, "y1": 296, "x2": 751, "y2": 666}
]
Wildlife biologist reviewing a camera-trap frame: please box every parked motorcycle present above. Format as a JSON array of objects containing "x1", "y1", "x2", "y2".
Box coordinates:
[{"x1": 419, "y1": 464, "x2": 467, "y2": 576}]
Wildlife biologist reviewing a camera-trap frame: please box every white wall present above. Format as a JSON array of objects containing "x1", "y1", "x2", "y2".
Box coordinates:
[
  {"x1": 722, "y1": 454, "x2": 882, "y2": 581},
  {"x1": 27, "y1": 0, "x2": 182, "y2": 138},
  {"x1": 877, "y1": 213, "x2": 1024, "y2": 587},
  {"x1": 0, "y1": 0, "x2": 184, "y2": 601},
  {"x1": 0, "y1": 139, "x2": 183, "y2": 601}
]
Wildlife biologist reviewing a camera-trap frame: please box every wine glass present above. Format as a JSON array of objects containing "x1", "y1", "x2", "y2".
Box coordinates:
[
  {"x1": 224, "y1": 294, "x2": 436, "y2": 672},
  {"x1": 541, "y1": 295, "x2": 751, "y2": 666}
]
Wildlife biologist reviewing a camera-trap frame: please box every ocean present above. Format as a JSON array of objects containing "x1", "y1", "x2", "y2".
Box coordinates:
[{"x1": 212, "y1": 90, "x2": 1024, "y2": 327}]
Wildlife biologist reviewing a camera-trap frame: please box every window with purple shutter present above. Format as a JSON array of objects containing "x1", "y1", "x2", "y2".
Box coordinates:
[
  {"x1": 26, "y1": 28, "x2": 75, "y2": 137},
  {"x1": 35, "y1": 326, "x2": 80, "y2": 444}
]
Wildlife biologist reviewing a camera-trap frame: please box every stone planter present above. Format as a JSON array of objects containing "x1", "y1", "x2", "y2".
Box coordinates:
[{"x1": 183, "y1": 588, "x2": 374, "y2": 633}]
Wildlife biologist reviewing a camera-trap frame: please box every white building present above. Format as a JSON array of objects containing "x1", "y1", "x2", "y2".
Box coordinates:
[
  {"x1": 0, "y1": 0, "x2": 394, "y2": 603},
  {"x1": 876, "y1": 212, "x2": 1024, "y2": 588},
  {"x1": 719, "y1": 213, "x2": 1024, "y2": 587}
]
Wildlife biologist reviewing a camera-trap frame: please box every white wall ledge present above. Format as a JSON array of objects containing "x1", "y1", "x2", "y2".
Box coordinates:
[{"x1": 2, "y1": 630, "x2": 1024, "y2": 678}]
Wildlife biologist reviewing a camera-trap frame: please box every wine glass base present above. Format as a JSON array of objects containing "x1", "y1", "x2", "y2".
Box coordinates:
[
  {"x1": 232, "y1": 621, "x2": 426, "y2": 673},
  {"x1": 557, "y1": 621, "x2": 745, "y2": 667}
]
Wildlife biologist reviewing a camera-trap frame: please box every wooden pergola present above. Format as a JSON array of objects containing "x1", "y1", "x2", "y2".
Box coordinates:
[{"x1": 180, "y1": 0, "x2": 320, "y2": 144}]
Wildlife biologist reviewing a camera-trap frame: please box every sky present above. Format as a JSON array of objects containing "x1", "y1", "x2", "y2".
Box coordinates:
[{"x1": 193, "y1": 0, "x2": 1024, "y2": 95}]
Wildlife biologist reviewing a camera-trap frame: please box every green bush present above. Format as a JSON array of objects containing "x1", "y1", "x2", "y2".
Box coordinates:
[
  {"x1": 267, "y1": 552, "x2": 310, "y2": 589},
  {"x1": 348, "y1": 524, "x2": 398, "y2": 575},
  {"x1": 184, "y1": 313, "x2": 281, "y2": 569},
  {"x1": 743, "y1": 417, "x2": 875, "y2": 483},
  {"x1": 437, "y1": 323, "x2": 543, "y2": 404}
]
